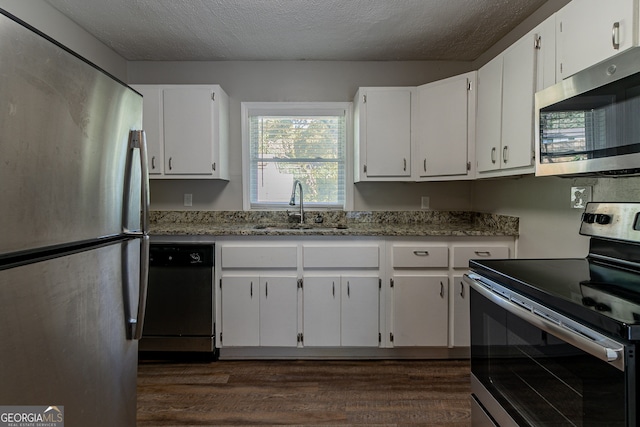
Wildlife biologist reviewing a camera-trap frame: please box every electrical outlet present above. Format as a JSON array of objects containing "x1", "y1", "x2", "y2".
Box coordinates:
[
  {"x1": 570, "y1": 186, "x2": 591, "y2": 209},
  {"x1": 421, "y1": 196, "x2": 430, "y2": 210},
  {"x1": 184, "y1": 193, "x2": 193, "y2": 207}
]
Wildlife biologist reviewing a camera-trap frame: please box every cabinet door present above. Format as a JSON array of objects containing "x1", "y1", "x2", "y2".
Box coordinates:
[
  {"x1": 392, "y1": 276, "x2": 448, "y2": 347},
  {"x1": 132, "y1": 85, "x2": 163, "y2": 175},
  {"x1": 557, "y1": 0, "x2": 635, "y2": 80},
  {"x1": 362, "y1": 89, "x2": 412, "y2": 177},
  {"x1": 341, "y1": 276, "x2": 379, "y2": 347},
  {"x1": 476, "y1": 55, "x2": 503, "y2": 173},
  {"x1": 452, "y1": 276, "x2": 470, "y2": 347},
  {"x1": 220, "y1": 276, "x2": 259, "y2": 347},
  {"x1": 501, "y1": 32, "x2": 537, "y2": 170},
  {"x1": 303, "y1": 276, "x2": 341, "y2": 347},
  {"x1": 416, "y1": 74, "x2": 470, "y2": 177},
  {"x1": 163, "y1": 87, "x2": 214, "y2": 175},
  {"x1": 259, "y1": 276, "x2": 298, "y2": 347}
]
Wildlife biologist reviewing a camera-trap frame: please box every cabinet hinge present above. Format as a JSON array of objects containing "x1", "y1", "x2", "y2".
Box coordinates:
[
  {"x1": 212, "y1": 162, "x2": 216, "y2": 171},
  {"x1": 390, "y1": 278, "x2": 394, "y2": 288},
  {"x1": 534, "y1": 35, "x2": 542, "y2": 50},
  {"x1": 363, "y1": 164, "x2": 367, "y2": 174},
  {"x1": 390, "y1": 332, "x2": 394, "y2": 342},
  {"x1": 297, "y1": 278, "x2": 303, "y2": 289},
  {"x1": 467, "y1": 161, "x2": 471, "y2": 171},
  {"x1": 363, "y1": 94, "x2": 367, "y2": 103},
  {"x1": 211, "y1": 92, "x2": 215, "y2": 101},
  {"x1": 297, "y1": 333, "x2": 304, "y2": 344}
]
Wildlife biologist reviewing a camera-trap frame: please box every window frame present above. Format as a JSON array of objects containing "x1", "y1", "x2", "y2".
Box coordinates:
[{"x1": 241, "y1": 101, "x2": 353, "y2": 211}]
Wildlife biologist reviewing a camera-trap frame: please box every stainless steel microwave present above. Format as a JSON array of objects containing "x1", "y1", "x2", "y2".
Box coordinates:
[{"x1": 535, "y1": 48, "x2": 640, "y2": 177}]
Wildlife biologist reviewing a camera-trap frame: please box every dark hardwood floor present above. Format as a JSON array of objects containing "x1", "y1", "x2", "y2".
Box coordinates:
[{"x1": 137, "y1": 359, "x2": 471, "y2": 426}]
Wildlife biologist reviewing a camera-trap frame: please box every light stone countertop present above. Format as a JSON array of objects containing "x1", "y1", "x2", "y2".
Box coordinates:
[{"x1": 150, "y1": 210, "x2": 519, "y2": 237}]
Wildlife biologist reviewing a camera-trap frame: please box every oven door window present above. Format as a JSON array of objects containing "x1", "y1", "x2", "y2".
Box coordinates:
[{"x1": 471, "y1": 289, "x2": 628, "y2": 427}]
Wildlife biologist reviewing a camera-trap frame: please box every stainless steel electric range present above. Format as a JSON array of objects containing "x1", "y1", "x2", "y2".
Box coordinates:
[{"x1": 465, "y1": 202, "x2": 640, "y2": 427}]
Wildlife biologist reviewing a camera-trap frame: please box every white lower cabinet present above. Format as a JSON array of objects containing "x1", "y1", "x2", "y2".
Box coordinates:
[
  {"x1": 340, "y1": 276, "x2": 380, "y2": 347},
  {"x1": 302, "y1": 276, "x2": 380, "y2": 347},
  {"x1": 391, "y1": 275, "x2": 448, "y2": 347},
  {"x1": 451, "y1": 275, "x2": 470, "y2": 347},
  {"x1": 220, "y1": 275, "x2": 298, "y2": 347},
  {"x1": 217, "y1": 236, "x2": 514, "y2": 357}
]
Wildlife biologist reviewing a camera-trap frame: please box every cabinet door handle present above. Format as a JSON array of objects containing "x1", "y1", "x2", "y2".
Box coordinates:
[
  {"x1": 265, "y1": 281, "x2": 268, "y2": 298},
  {"x1": 474, "y1": 251, "x2": 492, "y2": 257},
  {"x1": 491, "y1": 147, "x2": 496, "y2": 164},
  {"x1": 413, "y1": 250, "x2": 429, "y2": 256},
  {"x1": 168, "y1": 157, "x2": 173, "y2": 170},
  {"x1": 440, "y1": 282, "x2": 444, "y2": 298},
  {"x1": 403, "y1": 158, "x2": 407, "y2": 171},
  {"x1": 332, "y1": 281, "x2": 335, "y2": 297},
  {"x1": 151, "y1": 156, "x2": 156, "y2": 170},
  {"x1": 347, "y1": 281, "x2": 350, "y2": 297},
  {"x1": 612, "y1": 22, "x2": 620, "y2": 50},
  {"x1": 423, "y1": 158, "x2": 427, "y2": 172},
  {"x1": 460, "y1": 282, "x2": 465, "y2": 298},
  {"x1": 503, "y1": 146, "x2": 509, "y2": 164}
]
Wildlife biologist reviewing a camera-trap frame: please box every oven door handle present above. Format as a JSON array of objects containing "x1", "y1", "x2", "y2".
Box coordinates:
[{"x1": 465, "y1": 274, "x2": 625, "y2": 372}]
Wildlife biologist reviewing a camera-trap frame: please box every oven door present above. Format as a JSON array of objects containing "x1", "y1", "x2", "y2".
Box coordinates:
[{"x1": 467, "y1": 275, "x2": 635, "y2": 427}]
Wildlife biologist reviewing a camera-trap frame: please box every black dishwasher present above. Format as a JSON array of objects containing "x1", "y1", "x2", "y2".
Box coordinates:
[{"x1": 140, "y1": 244, "x2": 216, "y2": 356}]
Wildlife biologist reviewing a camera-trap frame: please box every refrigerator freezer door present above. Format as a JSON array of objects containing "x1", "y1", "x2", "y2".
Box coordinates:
[
  {"x1": 0, "y1": 13, "x2": 143, "y2": 256},
  {"x1": 0, "y1": 239, "x2": 141, "y2": 426}
]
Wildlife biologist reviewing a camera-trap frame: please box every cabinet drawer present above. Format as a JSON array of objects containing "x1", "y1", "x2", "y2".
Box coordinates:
[
  {"x1": 392, "y1": 246, "x2": 448, "y2": 268},
  {"x1": 221, "y1": 246, "x2": 297, "y2": 268},
  {"x1": 303, "y1": 245, "x2": 379, "y2": 268},
  {"x1": 453, "y1": 246, "x2": 509, "y2": 269}
]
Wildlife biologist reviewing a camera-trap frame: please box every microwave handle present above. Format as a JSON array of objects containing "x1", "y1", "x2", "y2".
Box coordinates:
[{"x1": 465, "y1": 274, "x2": 625, "y2": 372}]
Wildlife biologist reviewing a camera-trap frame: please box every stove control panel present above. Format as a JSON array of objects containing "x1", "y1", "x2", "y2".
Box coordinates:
[{"x1": 580, "y1": 202, "x2": 640, "y2": 243}]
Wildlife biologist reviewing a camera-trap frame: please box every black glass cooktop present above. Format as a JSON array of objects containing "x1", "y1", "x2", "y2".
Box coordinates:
[{"x1": 470, "y1": 257, "x2": 640, "y2": 341}]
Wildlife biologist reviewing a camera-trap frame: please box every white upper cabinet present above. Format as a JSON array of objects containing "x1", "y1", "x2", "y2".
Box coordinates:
[
  {"x1": 476, "y1": 20, "x2": 553, "y2": 177},
  {"x1": 132, "y1": 85, "x2": 163, "y2": 175},
  {"x1": 557, "y1": 0, "x2": 635, "y2": 80},
  {"x1": 132, "y1": 84, "x2": 229, "y2": 180},
  {"x1": 354, "y1": 87, "x2": 414, "y2": 181},
  {"x1": 415, "y1": 72, "x2": 476, "y2": 180}
]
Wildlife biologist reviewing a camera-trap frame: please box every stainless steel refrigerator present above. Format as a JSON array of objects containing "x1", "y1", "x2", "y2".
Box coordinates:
[{"x1": 0, "y1": 9, "x2": 149, "y2": 427}]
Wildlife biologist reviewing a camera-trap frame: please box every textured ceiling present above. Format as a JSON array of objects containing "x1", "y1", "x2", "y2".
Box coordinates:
[{"x1": 43, "y1": 0, "x2": 548, "y2": 61}]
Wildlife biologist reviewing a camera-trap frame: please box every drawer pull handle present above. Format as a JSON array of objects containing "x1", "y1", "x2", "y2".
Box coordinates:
[
  {"x1": 413, "y1": 250, "x2": 429, "y2": 256},
  {"x1": 474, "y1": 251, "x2": 492, "y2": 257},
  {"x1": 613, "y1": 21, "x2": 620, "y2": 50},
  {"x1": 440, "y1": 282, "x2": 444, "y2": 298}
]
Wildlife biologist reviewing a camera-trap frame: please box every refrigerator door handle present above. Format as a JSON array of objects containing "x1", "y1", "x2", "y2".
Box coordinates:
[
  {"x1": 133, "y1": 234, "x2": 150, "y2": 340},
  {"x1": 124, "y1": 130, "x2": 150, "y2": 340},
  {"x1": 124, "y1": 130, "x2": 150, "y2": 235}
]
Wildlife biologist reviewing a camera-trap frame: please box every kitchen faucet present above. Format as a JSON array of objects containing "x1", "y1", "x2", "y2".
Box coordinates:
[{"x1": 289, "y1": 179, "x2": 304, "y2": 224}]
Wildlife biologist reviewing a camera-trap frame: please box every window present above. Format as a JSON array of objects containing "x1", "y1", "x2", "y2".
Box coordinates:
[{"x1": 242, "y1": 102, "x2": 351, "y2": 210}]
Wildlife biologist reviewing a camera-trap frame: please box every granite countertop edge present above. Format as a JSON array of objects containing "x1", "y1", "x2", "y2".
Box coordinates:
[{"x1": 149, "y1": 210, "x2": 519, "y2": 237}]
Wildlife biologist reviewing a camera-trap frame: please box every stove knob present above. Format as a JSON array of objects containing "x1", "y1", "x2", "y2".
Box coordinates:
[
  {"x1": 583, "y1": 213, "x2": 596, "y2": 224},
  {"x1": 595, "y1": 303, "x2": 611, "y2": 312},
  {"x1": 595, "y1": 214, "x2": 612, "y2": 225},
  {"x1": 582, "y1": 297, "x2": 597, "y2": 307}
]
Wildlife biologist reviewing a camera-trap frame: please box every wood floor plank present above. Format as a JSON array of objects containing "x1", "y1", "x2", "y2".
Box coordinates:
[{"x1": 137, "y1": 359, "x2": 471, "y2": 426}]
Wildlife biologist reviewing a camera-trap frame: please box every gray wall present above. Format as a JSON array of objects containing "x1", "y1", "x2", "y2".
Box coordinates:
[{"x1": 127, "y1": 60, "x2": 476, "y2": 212}]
